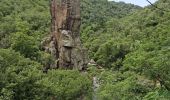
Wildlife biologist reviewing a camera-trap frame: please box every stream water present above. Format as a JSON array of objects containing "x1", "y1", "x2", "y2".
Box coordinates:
[{"x1": 93, "y1": 76, "x2": 100, "y2": 100}]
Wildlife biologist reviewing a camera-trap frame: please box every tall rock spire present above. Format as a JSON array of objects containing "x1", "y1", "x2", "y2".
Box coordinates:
[{"x1": 49, "y1": 0, "x2": 88, "y2": 70}]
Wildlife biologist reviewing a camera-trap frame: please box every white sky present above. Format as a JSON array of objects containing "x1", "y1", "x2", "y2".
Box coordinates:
[{"x1": 108, "y1": 0, "x2": 158, "y2": 7}]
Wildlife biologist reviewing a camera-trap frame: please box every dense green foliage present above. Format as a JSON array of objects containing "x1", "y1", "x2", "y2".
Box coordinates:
[
  {"x1": 0, "y1": 0, "x2": 170, "y2": 99},
  {"x1": 0, "y1": 0, "x2": 50, "y2": 48},
  {"x1": 0, "y1": 49, "x2": 92, "y2": 99},
  {"x1": 81, "y1": 0, "x2": 141, "y2": 28},
  {"x1": 0, "y1": 0, "x2": 92, "y2": 99},
  {"x1": 81, "y1": 0, "x2": 170, "y2": 99}
]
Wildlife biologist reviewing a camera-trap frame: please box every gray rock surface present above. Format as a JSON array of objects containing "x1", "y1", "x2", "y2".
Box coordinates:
[{"x1": 43, "y1": 0, "x2": 88, "y2": 70}]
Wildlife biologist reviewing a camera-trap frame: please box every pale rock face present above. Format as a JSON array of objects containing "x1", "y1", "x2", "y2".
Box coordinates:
[
  {"x1": 61, "y1": 30, "x2": 74, "y2": 47},
  {"x1": 42, "y1": 0, "x2": 88, "y2": 70}
]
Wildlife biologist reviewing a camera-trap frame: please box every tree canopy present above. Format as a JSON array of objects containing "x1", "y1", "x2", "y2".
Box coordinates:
[{"x1": 0, "y1": 0, "x2": 170, "y2": 99}]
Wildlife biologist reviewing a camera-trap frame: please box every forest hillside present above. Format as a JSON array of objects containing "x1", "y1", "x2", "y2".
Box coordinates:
[{"x1": 0, "y1": 0, "x2": 170, "y2": 99}]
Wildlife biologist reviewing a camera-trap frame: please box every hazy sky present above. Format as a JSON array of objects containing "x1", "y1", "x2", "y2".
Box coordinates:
[{"x1": 108, "y1": 0, "x2": 158, "y2": 7}]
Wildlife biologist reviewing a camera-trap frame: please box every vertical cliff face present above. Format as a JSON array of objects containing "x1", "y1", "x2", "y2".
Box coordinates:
[{"x1": 46, "y1": 0, "x2": 88, "y2": 70}]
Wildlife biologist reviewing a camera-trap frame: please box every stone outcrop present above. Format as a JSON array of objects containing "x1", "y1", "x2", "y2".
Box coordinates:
[{"x1": 42, "y1": 0, "x2": 88, "y2": 70}]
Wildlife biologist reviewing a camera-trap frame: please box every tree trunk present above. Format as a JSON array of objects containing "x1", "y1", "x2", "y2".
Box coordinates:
[{"x1": 49, "y1": 0, "x2": 88, "y2": 70}]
